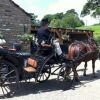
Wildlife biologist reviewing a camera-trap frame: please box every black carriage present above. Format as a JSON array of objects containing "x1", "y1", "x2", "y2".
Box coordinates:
[{"x1": 0, "y1": 38, "x2": 69, "y2": 98}]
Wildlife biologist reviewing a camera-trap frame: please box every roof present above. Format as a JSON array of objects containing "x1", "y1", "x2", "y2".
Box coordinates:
[
  {"x1": 31, "y1": 25, "x2": 94, "y2": 34},
  {"x1": 10, "y1": 0, "x2": 31, "y2": 17}
]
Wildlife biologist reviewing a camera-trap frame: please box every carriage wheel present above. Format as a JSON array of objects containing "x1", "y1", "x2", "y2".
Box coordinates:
[
  {"x1": 57, "y1": 64, "x2": 72, "y2": 90},
  {"x1": 36, "y1": 64, "x2": 51, "y2": 83},
  {"x1": 0, "y1": 60, "x2": 19, "y2": 98}
]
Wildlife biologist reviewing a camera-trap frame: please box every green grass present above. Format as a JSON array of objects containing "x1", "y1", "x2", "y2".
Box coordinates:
[{"x1": 77, "y1": 24, "x2": 100, "y2": 44}]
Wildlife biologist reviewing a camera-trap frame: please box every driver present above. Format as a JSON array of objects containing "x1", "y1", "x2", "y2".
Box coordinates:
[
  {"x1": 37, "y1": 18, "x2": 52, "y2": 56},
  {"x1": 37, "y1": 18, "x2": 52, "y2": 48},
  {"x1": 37, "y1": 18, "x2": 65, "y2": 58}
]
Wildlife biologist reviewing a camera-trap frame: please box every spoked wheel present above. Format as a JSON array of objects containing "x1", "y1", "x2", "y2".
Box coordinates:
[
  {"x1": 57, "y1": 64, "x2": 72, "y2": 90},
  {"x1": 0, "y1": 60, "x2": 19, "y2": 98},
  {"x1": 36, "y1": 64, "x2": 51, "y2": 83}
]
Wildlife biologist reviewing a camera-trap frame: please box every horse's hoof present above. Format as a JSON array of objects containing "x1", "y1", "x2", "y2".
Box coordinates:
[
  {"x1": 73, "y1": 78, "x2": 80, "y2": 82},
  {"x1": 62, "y1": 79, "x2": 72, "y2": 90},
  {"x1": 75, "y1": 79, "x2": 80, "y2": 82}
]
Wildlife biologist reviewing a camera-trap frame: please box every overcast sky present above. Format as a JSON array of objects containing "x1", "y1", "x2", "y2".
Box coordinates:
[{"x1": 13, "y1": 0, "x2": 99, "y2": 26}]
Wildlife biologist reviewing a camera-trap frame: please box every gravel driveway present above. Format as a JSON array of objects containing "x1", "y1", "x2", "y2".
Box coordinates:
[{"x1": 0, "y1": 60, "x2": 100, "y2": 100}]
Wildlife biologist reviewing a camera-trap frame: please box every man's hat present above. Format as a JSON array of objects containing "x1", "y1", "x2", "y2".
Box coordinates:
[{"x1": 41, "y1": 18, "x2": 49, "y2": 26}]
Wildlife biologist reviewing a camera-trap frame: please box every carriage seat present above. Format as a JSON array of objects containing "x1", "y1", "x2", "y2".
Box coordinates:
[
  {"x1": 24, "y1": 58, "x2": 37, "y2": 72},
  {"x1": 24, "y1": 56, "x2": 45, "y2": 73}
]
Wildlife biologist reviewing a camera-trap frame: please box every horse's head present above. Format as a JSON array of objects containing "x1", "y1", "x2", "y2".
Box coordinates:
[{"x1": 87, "y1": 37, "x2": 98, "y2": 51}]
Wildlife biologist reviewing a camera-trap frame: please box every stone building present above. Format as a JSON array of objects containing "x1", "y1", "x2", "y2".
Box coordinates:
[{"x1": 0, "y1": 0, "x2": 31, "y2": 47}]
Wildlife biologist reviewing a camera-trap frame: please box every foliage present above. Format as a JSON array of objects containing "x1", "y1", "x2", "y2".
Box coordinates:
[
  {"x1": 50, "y1": 19, "x2": 61, "y2": 28},
  {"x1": 17, "y1": 33, "x2": 33, "y2": 41},
  {"x1": 30, "y1": 13, "x2": 40, "y2": 25},
  {"x1": 43, "y1": 14, "x2": 53, "y2": 23},
  {"x1": 81, "y1": 0, "x2": 100, "y2": 23},
  {"x1": 42, "y1": 9, "x2": 84, "y2": 28},
  {"x1": 61, "y1": 10, "x2": 84, "y2": 28}
]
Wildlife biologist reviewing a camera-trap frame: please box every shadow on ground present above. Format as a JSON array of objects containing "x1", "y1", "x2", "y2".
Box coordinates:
[
  {"x1": 0, "y1": 69, "x2": 100, "y2": 99},
  {"x1": 71, "y1": 69, "x2": 100, "y2": 90}
]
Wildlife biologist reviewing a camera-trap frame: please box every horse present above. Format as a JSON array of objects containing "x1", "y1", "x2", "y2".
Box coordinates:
[{"x1": 66, "y1": 37, "x2": 99, "y2": 81}]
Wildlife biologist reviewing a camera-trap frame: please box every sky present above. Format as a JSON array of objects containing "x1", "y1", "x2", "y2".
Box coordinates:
[{"x1": 13, "y1": 0, "x2": 99, "y2": 26}]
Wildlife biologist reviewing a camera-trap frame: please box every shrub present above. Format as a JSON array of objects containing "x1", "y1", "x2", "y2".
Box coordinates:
[{"x1": 17, "y1": 33, "x2": 33, "y2": 42}]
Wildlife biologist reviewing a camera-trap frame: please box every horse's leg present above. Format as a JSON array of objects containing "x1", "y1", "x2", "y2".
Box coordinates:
[
  {"x1": 83, "y1": 61, "x2": 87, "y2": 76},
  {"x1": 92, "y1": 60, "x2": 96, "y2": 77},
  {"x1": 72, "y1": 65, "x2": 79, "y2": 82}
]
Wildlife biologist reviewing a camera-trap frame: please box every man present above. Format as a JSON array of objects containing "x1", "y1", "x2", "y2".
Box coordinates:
[
  {"x1": 37, "y1": 18, "x2": 65, "y2": 58},
  {"x1": 37, "y1": 18, "x2": 51, "y2": 48}
]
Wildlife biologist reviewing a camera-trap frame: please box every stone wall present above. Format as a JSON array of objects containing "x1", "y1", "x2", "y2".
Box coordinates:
[{"x1": 0, "y1": 0, "x2": 31, "y2": 48}]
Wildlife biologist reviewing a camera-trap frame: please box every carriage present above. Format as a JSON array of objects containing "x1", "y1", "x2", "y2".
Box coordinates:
[
  {"x1": 0, "y1": 38, "x2": 70, "y2": 98},
  {"x1": 0, "y1": 27, "x2": 99, "y2": 98}
]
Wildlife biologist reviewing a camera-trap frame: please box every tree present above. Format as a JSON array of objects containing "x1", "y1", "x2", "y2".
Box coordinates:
[
  {"x1": 43, "y1": 14, "x2": 53, "y2": 23},
  {"x1": 50, "y1": 19, "x2": 61, "y2": 28},
  {"x1": 43, "y1": 13, "x2": 63, "y2": 23},
  {"x1": 52, "y1": 13, "x2": 63, "y2": 19},
  {"x1": 43, "y1": 9, "x2": 84, "y2": 28},
  {"x1": 81, "y1": 0, "x2": 100, "y2": 23},
  {"x1": 30, "y1": 13, "x2": 40, "y2": 25},
  {"x1": 65, "y1": 9, "x2": 78, "y2": 16},
  {"x1": 61, "y1": 9, "x2": 84, "y2": 28}
]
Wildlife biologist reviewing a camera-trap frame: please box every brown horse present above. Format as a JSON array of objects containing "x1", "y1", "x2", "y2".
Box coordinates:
[{"x1": 66, "y1": 38, "x2": 99, "y2": 81}]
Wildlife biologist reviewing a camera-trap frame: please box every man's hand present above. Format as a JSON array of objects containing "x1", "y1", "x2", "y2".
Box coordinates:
[{"x1": 41, "y1": 44, "x2": 51, "y2": 47}]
